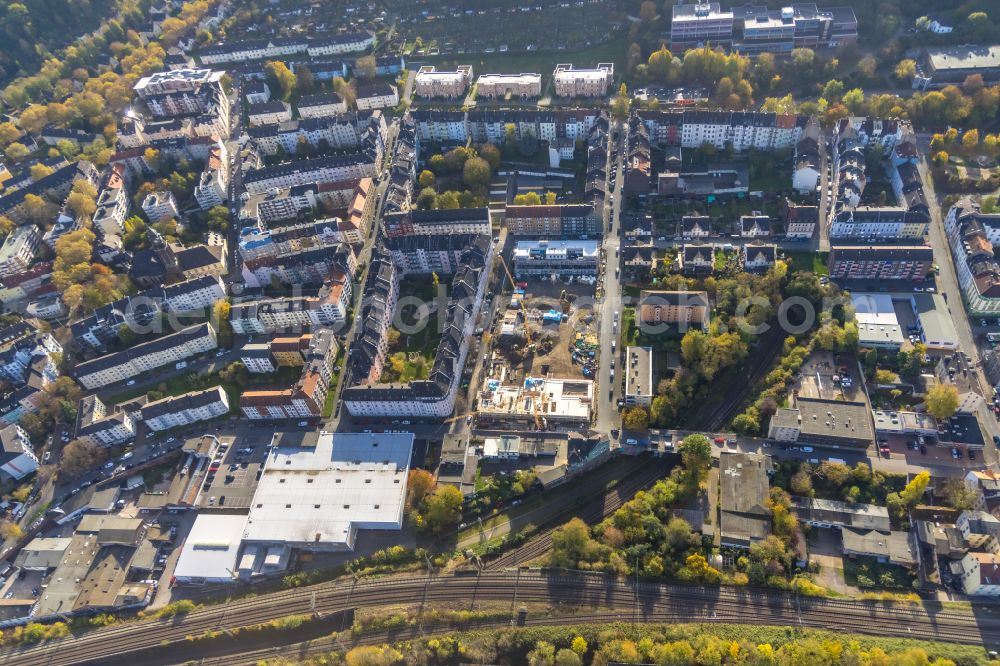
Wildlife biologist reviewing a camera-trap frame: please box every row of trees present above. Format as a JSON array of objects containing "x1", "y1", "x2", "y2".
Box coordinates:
[{"x1": 342, "y1": 630, "x2": 968, "y2": 666}]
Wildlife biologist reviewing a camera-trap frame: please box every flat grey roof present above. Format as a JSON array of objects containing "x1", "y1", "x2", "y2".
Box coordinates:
[
  {"x1": 927, "y1": 45, "x2": 1000, "y2": 73},
  {"x1": 912, "y1": 293, "x2": 959, "y2": 346}
]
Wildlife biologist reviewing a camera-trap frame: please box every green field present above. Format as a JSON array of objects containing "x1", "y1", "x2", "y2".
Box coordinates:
[{"x1": 785, "y1": 250, "x2": 829, "y2": 276}]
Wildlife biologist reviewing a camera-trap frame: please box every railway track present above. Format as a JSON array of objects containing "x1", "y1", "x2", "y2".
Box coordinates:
[
  {"x1": 485, "y1": 457, "x2": 671, "y2": 569},
  {"x1": 6, "y1": 571, "x2": 999, "y2": 665}
]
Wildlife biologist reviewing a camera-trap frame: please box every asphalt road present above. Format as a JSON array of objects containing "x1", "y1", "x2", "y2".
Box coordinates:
[
  {"x1": 918, "y1": 153, "x2": 1000, "y2": 467},
  {"x1": 6, "y1": 570, "x2": 1000, "y2": 664},
  {"x1": 595, "y1": 121, "x2": 624, "y2": 435}
]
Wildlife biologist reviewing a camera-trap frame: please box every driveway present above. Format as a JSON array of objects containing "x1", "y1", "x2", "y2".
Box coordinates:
[{"x1": 807, "y1": 527, "x2": 857, "y2": 595}]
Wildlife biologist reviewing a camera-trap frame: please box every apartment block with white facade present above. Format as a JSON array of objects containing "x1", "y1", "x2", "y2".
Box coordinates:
[
  {"x1": 133, "y1": 69, "x2": 228, "y2": 119},
  {"x1": 0, "y1": 424, "x2": 37, "y2": 481},
  {"x1": 356, "y1": 83, "x2": 399, "y2": 111},
  {"x1": 414, "y1": 65, "x2": 473, "y2": 99},
  {"x1": 69, "y1": 273, "x2": 223, "y2": 350},
  {"x1": 382, "y1": 208, "x2": 492, "y2": 238},
  {"x1": 945, "y1": 199, "x2": 1000, "y2": 315},
  {"x1": 242, "y1": 154, "x2": 375, "y2": 195},
  {"x1": 245, "y1": 111, "x2": 386, "y2": 157},
  {"x1": 74, "y1": 395, "x2": 135, "y2": 447},
  {"x1": 196, "y1": 33, "x2": 374, "y2": 65},
  {"x1": 230, "y1": 276, "x2": 351, "y2": 335},
  {"x1": 476, "y1": 73, "x2": 542, "y2": 99},
  {"x1": 74, "y1": 323, "x2": 218, "y2": 389},
  {"x1": 829, "y1": 207, "x2": 929, "y2": 240},
  {"x1": 142, "y1": 386, "x2": 230, "y2": 431},
  {"x1": 142, "y1": 191, "x2": 179, "y2": 223},
  {"x1": 0, "y1": 225, "x2": 39, "y2": 277},
  {"x1": 552, "y1": 64, "x2": 613, "y2": 98},
  {"x1": 248, "y1": 101, "x2": 292, "y2": 127},
  {"x1": 93, "y1": 165, "x2": 130, "y2": 236},
  {"x1": 297, "y1": 92, "x2": 347, "y2": 118},
  {"x1": 194, "y1": 143, "x2": 229, "y2": 210}
]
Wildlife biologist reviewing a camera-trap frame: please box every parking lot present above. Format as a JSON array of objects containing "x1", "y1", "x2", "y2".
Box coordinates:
[{"x1": 196, "y1": 433, "x2": 271, "y2": 510}]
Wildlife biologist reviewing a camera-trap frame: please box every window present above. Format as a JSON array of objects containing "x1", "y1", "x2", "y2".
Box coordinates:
[
  {"x1": 365, "y1": 479, "x2": 372, "y2": 484},
  {"x1": 285, "y1": 504, "x2": 291, "y2": 508},
  {"x1": 374, "y1": 504, "x2": 380, "y2": 509},
  {"x1": 314, "y1": 504, "x2": 320, "y2": 509},
  {"x1": 343, "y1": 504, "x2": 350, "y2": 509}
]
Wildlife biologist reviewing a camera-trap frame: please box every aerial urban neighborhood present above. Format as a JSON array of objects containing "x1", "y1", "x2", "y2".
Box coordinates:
[{"x1": 0, "y1": 0, "x2": 998, "y2": 663}]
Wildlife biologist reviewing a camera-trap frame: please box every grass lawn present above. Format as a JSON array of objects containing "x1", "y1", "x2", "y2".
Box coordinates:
[
  {"x1": 785, "y1": 250, "x2": 829, "y2": 276},
  {"x1": 622, "y1": 307, "x2": 638, "y2": 347},
  {"x1": 109, "y1": 365, "x2": 304, "y2": 416}
]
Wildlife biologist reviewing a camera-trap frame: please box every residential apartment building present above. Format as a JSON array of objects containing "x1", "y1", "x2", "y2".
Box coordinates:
[
  {"x1": 793, "y1": 121, "x2": 821, "y2": 193},
  {"x1": 243, "y1": 242, "x2": 356, "y2": 288},
  {"x1": 241, "y1": 329, "x2": 337, "y2": 420},
  {"x1": 829, "y1": 207, "x2": 929, "y2": 239},
  {"x1": 0, "y1": 225, "x2": 39, "y2": 277},
  {"x1": 243, "y1": 154, "x2": 375, "y2": 195},
  {"x1": 142, "y1": 386, "x2": 230, "y2": 431},
  {"x1": 945, "y1": 199, "x2": 1000, "y2": 315},
  {"x1": 0, "y1": 323, "x2": 61, "y2": 387},
  {"x1": 343, "y1": 236, "x2": 492, "y2": 418},
  {"x1": 956, "y1": 551, "x2": 1000, "y2": 596},
  {"x1": 93, "y1": 166, "x2": 130, "y2": 236},
  {"x1": 74, "y1": 323, "x2": 218, "y2": 390},
  {"x1": 70, "y1": 276, "x2": 226, "y2": 349},
  {"x1": 828, "y1": 244, "x2": 933, "y2": 281},
  {"x1": 356, "y1": 83, "x2": 399, "y2": 111},
  {"x1": 229, "y1": 276, "x2": 351, "y2": 335},
  {"x1": 504, "y1": 204, "x2": 602, "y2": 237},
  {"x1": 410, "y1": 110, "x2": 467, "y2": 143},
  {"x1": 552, "y1": 63, "x2": 614, "y2": 98},
  {"x1": 785, "y1": 203, "x2": 818, "y2": 239},
  {"x1": 248, "y1": 101, "x2": 292, "y2": 127},
  {"x1": 623, "y1": 346, "x2": 653, "y2": 407},
  {"x1": 238, "y1": 217, "x2": 346, "y2": 262},
  {"x1": 635, "y1": 110, "x2": 807, "y2": 151},
  {"x1": 73, "y1": 395, "x2": 135, "y2": 447},
  {"x1": 345, "y1": 252, "x2": 397, "y2": 386},
  {"x1": 476, "y1": 73, "x2": 542, "y2": 99},
  {"x1": 637, "y1": 290, "x2": 711, "y2": 330},
  {"x1": 245, "y1": 111, "x2": 386, "y2": 157},
  {"x1": 197, "y1": 33, "x2": 374, "y2": 65},
  {"x1": 513, "y1": 240, "x2": 600, "y2": 277},
  {"x1": 194, "y1": 144, "x2": 228, "y2": 210},
  {"x1": 0, "y1": 160, "x2": 98, "y2": 223},
  {"x1": 133, "y1": 69, "x2": 228, "y2": 118},
  {"x1": 297, "y1": 92, "x2": 347, "y2": 118},
  {"x1": 414, "y1": 65, "x2": 473, "y2": 98},
  {"x1": 141, "y1": 191, "x2": 179, "y2": 223},
  {"x1": 383, "y1": 208, "x2": 492, "y2": 238},
  {"x1": 0, "y1": 424, "x2": 37, "y2": 481}
]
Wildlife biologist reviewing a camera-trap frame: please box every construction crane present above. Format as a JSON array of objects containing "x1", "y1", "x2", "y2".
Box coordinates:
[{"x1": 496, "y1": 254, "x2": 534, "y2": 352}]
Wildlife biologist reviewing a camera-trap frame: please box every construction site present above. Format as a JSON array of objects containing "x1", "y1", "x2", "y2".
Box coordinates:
[{"x1": 469, "y1": 254, "x2": 597, "y2": 431}]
